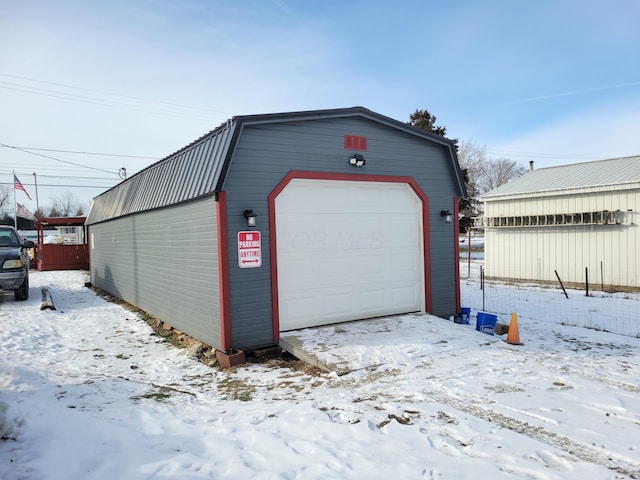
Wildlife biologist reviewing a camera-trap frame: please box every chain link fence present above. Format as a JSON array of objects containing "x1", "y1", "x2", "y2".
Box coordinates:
[{"x1": 459, "y1": 239, "x2": 640, "y2": 338}]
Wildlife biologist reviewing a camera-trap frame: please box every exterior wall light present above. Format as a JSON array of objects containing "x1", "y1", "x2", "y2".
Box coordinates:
[
  {"x1": 244, "y1": 209, "x2": 257, "y2": 227},
  {"x1": 440, "y1": 210, "x2": 453, "y2": 223},
  {"x1": 349, "y1": 153, "x2": 366, "y2": 167}
]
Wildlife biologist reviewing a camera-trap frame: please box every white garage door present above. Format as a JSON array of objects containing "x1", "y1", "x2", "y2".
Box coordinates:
[{"x1": 276, "y1": 178, "x2": 424, "y2": 331}]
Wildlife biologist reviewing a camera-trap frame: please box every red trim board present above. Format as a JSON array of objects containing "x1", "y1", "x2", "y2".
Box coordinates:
[
  {"x1": 216, "y1": 192, "x2": 232, "y2": 351},
  {"x1": 453, "y1": 198, "x2": 461, "y2": 314}
]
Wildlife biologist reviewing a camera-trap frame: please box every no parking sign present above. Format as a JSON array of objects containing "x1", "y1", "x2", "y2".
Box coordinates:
[{"x1": 238, "y1": 231, "x2": 262, "y2": 268}]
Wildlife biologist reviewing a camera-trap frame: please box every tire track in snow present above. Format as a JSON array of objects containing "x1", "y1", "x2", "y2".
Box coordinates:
[
  {"x1": 570, "y1": 372, "x2": 640, "y2": 394},
  {"x1": 425, "y1": 389, "x2": 640, "y2": 478},
  {"x1": 524, "y1": 349, "x2": 640, "y2": 395},
  {"x1": 553, "y1": 359, "x2": 640, "y2": 395}
]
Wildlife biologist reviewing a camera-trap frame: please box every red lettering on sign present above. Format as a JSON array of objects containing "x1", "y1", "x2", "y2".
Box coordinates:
[{"x1": 238, "y1": 231, "x2": 262, "y2": 268}]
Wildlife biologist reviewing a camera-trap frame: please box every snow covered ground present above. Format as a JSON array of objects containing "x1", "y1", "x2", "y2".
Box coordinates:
[{"x1": 1, "y1": 269, "x2": 639, "y2": 479}]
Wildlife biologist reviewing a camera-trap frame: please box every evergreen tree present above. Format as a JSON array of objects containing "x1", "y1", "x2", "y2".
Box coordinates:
[
  {"x1": 409, "y1": 108, "x2": 467, "y2": 230},
  {"x1": 408, "y1": 109, "x2": 448, "y2": 137}
]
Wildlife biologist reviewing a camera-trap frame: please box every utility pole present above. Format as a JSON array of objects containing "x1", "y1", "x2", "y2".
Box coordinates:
[
  {"x1": 33, "y1": 172, "x2": 40, "y2": 213},
  {"x1": 13, "y1": 175, "x2": 17, "y2": 229}
]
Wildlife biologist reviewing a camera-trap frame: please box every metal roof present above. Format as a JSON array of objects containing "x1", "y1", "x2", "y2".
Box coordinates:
[
  {"x1": 481, "y1": 155, "x2": 640, "y2": 200},
  {"x1": 86, "y1": 107, "x2": 464, "y2": 225},
  {"x1": 86, "y1": 120, "x2": 236, "y2": 225}
]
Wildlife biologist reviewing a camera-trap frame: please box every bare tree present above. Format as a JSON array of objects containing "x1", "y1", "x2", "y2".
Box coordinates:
[
  {"x1": 479, "y1": 158, "x2": 527, "y2": 193},
  {"x1": 0, "y1": 185, "x2": 10, "y2": 212},
  {"x1": 34, "y1": 207, "x2": 46, "y2": 219},
  {"x1": 456, "y1": 140, "x2": 488, "y2": 216},
  {"x1": 48, "y1": 205, "x2": 61, "y2": 217},
  {"x1": 50, "y1": 191, "x2": 80, "y2": 216},
  {"x1": 455, "y1": 141, "x2": 527, "y2": 223},
  {"x1": 407, "y1": 107, "x2": 525, "y2": 224}
]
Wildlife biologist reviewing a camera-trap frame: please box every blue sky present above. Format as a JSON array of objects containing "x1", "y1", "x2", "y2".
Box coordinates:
[{"x1": 2, "y1": 0, "x2": 639, "y2": 210}]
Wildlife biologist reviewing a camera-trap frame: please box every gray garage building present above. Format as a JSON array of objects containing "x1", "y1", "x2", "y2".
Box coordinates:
[{"x1": 86, "y1": 107, "x2": 466, "y2": 354}]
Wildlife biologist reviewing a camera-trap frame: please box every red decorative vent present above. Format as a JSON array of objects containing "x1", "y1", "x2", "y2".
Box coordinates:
[{"x1": 344, "y1": 135, "x2": 368, "y2": 151}]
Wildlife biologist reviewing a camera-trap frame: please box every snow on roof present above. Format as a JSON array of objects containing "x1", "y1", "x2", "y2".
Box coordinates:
[{"x1": 482, "y1": 155, "x2": 640, "y2": 200}]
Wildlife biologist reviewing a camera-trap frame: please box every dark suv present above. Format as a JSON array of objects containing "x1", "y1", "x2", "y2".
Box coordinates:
[{"x1": 0, "y1": 225, "x2": 35, "y2": 301}]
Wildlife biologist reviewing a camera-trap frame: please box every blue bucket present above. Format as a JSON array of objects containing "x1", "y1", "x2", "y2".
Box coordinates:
[
  {"x1": 460, "y1": 307, "x2": 471, "y2": 325},
  {"x1": 476, "y1": 312, "x2": 497, "y2": 335}
]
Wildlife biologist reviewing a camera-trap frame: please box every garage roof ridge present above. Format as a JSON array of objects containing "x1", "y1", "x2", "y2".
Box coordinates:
[
  {"x1": 86, "y1": 106, "x2": 466, "y2": 225},
  {"x1": 231, "y1": 106, "x2": 458, "y2": 147},
  {"x1": 215, "y1": 106, "x2": 463, "y2": 192}
]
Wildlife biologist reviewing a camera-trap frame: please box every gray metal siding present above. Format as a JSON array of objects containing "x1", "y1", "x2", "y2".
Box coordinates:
[
  {"x1": 223, "y1": 117, "x2": 459, "y2": 348},
  {"x1": 90, "y1": 196, "x2": 222, "y2": 348}
]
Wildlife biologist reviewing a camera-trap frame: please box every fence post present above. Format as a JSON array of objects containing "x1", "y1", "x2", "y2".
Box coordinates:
[
  {"x1": 481, "y1": 266, "x2": 485, "y2": 310},
  {"x1": 467, "y1": 228, "x2": 471, "y2": 278},
  {"x1": 555, "y1": 269, "x2": 569, "y2": 299},
  {"x1": 585, "y1": 267, "x2": 589, "y2": 297}
]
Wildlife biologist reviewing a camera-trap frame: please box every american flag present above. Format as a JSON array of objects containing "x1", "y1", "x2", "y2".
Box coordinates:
[{"x1": 14, "y1": 174, "x2": 33, "y2": 200}]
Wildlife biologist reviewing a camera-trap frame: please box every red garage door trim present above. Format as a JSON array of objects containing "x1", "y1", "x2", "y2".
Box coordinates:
[{"x1": 268, "y1": 170, "x2": 432, "y2": 342}]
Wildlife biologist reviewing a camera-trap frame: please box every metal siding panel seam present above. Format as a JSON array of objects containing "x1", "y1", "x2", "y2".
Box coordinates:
[
  {"x1": 183, "y1": 143, "x2": 201, "y2": 200},
  {"x1": 199, "y1": 136, "x2": 219, "y2": 196},
  {"x1": 184, "y1": 147, "x2": 201, "y2": 201},
  {"x1": 164, "y1": 151, "x2": 182, "y2": 205}
]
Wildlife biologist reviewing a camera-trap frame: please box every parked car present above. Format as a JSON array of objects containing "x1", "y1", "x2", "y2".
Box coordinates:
[{"x1": 0, "y1": 225, "x2": 35, "y2": 300}]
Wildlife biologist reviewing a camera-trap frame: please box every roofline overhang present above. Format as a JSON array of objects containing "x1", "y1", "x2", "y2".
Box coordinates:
[
  {"x1": 216, "y1": 106, "x2": 466, "y2": 196},
  {"x1": 87, "y1": 106, "x2": 468, "y2": 223},
  {"x1": 482, "y1": 181, "x2": 640, "y2": 202}
]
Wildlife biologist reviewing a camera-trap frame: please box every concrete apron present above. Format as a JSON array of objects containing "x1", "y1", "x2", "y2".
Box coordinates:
[{"x1": 278, "y1": 313, "x2": 465, "y2": 375}]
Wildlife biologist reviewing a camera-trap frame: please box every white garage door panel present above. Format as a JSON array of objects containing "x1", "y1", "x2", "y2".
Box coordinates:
[{"x1": 277, "y1": 179, "x2": 423, "y2": 331}]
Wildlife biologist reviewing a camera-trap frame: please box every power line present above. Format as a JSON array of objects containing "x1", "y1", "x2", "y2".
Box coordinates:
[
  {"x1": 0, "y1": 72, "x2": 234, "y2": 116},
  {"x1": 0, "y1": 142, "x2": 119, "y2": 174},
  {"x1": 0, "y1": 145, "x2": 159, "y2": 160},
  {"x1": 0, "y1": 73, "x2": 232, "y2": 123},
  {"x1": 26, "y1": 174, "x2": 116, "y2": 181},
  {"x1": 486, "y1": 149, "x2": 604, "y2": 160},
  {"x1": 0, "y1": 82, "x2": 220, "y2": 122},
  {"x1": 2, "y1": 168, "x2": 121, "y2": 185},
  {"x1": 0, "y1": 182, "x2": 113, "y2": 189},
  {"x1": 0, "y1": 171, "x2": 116, "y2": 182},
  {"x1": 2, "y1": 163, "x2": 120, "y2": 174}
]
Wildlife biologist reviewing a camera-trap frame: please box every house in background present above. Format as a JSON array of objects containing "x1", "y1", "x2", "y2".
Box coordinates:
[
  {"x1": 85, "y1": 107, "x2": 467, "y2": 354},
  {"x1": 480, "y1": 155, "x2": 639, "y2": 290}
]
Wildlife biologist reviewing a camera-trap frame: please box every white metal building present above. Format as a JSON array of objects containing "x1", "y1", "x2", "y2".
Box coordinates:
[{"x1": 480, "y1": 156, "x2": 640, "y2": 290}]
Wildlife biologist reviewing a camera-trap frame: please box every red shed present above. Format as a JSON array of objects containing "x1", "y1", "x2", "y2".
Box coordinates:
[{"x1": 36, "y1": 217, "x2": 89, "y2": 271}]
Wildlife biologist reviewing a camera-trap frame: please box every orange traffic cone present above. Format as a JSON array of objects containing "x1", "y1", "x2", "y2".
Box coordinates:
[{"x1": 506, "y1": 312, "x2": 523, "y2": 345}]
